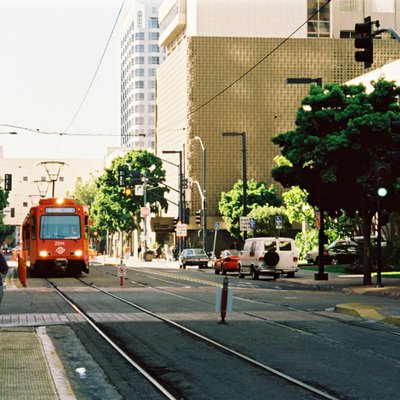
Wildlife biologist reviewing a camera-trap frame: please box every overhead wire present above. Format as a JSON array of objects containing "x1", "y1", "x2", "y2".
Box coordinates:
[
  {"x1": 64, "y1": 0, "x2": 125, "y2": 132},
  {"x1": 156, "y1": 0, "x2": 332, "y2": 136}
]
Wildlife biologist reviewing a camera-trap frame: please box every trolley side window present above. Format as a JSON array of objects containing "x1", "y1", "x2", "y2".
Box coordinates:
[
  {"x1": 31, "y1": 216, "x2": 36, "y2": 239},
  {"x1": 40, "y1": 215, "x2": 81, "y2": 239}
]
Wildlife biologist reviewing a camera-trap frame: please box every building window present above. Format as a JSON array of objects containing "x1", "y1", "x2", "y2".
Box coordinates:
[
  {"x1": 135, "y1": 32, "x2": 145, "y2": 40},
  {"x1": 307, "y1": 0, "x2": 330, "y2": 38},
  {"x1": 372, "y1": 0, "x2": 394, "y2": 13},
  {"x1": 41, "y1": 176, "x2": 46, "y2": 181},
  {"x1": 135, "y1": 44, "x2": 145, "y2": 52},
  {"x1": 23, "y1": 176, "x2": 28, "y2": 181},
  {"x1": 135, "y1": 93, "x2": 145, "y2": 101},
  {"x1": 340, "y1": 31, "x2": 356, "y2": 38},
  {"x1": 135, "y1": 80, "x2": 145, "y2": 89},
  {"x1": 135, "y1": 68, "x2": 145, "y2": 77},
  {"x1": 59, "y1": 177, "x2": 64, "y2": 182},
  {"x1": 149, "y1": 56, "x2": 159, "y2": 65},
  {"x1": 340, "y1": 0, "x2": 360, "y2": 12},
  {"x1": 135, "y1": 56, "x2": 145, "y2": 64},
  {"x1": 148, "y1": 80, "x2": 155, "y2": 89},
  {"x1": 137, "y1": 11, "x2": 143, "y2": 28},
  {"x1": 149, "y1": 44, "x2": 159, "y2": 52},
  {"x1": 149, "y1": 17, "x2": 158, "y2": 29},
  {"x1": 149, "y1": 32, "x2": 158, "y2": 40},
  {"x1": 23, "y1": 202, "x2": 28, "y2": 207},
  {"x1": 148, "y1": 68, "x2": 156, "y2": 77}
]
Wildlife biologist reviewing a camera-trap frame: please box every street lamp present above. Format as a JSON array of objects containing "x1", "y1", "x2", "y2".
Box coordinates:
[
  {"x1": 0, "y1": 131, "x2": 18, "y2": 135},
  {"x1": 162, "y1": 150, "x2": 184, "y2": 252},
  {"x1": 222, "y1": 132, "x2": 247, "y2": 237},
  {"x1": 193, "y1": 136, "x2": 207, "y2": 252},
  {"x1": 287, "y1": 77, "x2": 327, "y2": 281}
]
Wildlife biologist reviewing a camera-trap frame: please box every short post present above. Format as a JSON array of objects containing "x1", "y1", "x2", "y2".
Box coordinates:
[
  {"x1": 17, "y1": 250, "x2": 27, "y2": 287},
  {"x1": 118, "y1": 259, "x2": 126, "y2": 287},
  {"x1": 220, "y1": 277, "x2": 229, "y2": 324}
]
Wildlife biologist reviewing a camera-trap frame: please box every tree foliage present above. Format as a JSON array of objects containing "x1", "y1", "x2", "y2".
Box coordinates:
[
  {"x1": 69, "y1": 174, "x2": 98, "y2": 207},
  {"x1": 218, "y1": 180, "x2": 282, "y2": 239},
  {"x1": 91, "y1": 150, "x2": 169, "y2": 234},
  {"x1": 0, "y1": 188, "x2": 13, "y2": 245},
  {"x1": 272, "y1": 79, "x2": 400, "y2": 283}
]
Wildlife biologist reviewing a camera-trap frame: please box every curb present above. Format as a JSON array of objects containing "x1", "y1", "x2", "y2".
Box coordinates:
[{"x1": 335, "y1": 303, "x2": 400, "y2": 326}]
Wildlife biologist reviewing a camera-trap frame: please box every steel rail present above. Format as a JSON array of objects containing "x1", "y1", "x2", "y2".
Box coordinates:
[
  {"x1": 46, "y1": 280, "x2": 178, "y2": 400},
  {"x1": 86, "y1": 281, "x2": 339, "y2": 400}
]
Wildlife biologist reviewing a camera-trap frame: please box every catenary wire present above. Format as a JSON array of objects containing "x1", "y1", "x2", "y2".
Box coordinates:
[
  {"x1": 64, "y1": 0, "x2": 126, "y2": 132},
  {"x1": 156, "y1": 0, "x2": 332, "y2": 136}
]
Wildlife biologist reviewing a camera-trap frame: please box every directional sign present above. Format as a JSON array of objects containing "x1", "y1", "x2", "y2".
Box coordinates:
[
  {"x1": 176, "y1": 223, "x2": 187, "y2": 237},
  {"x1": 240, "y1": 217, "x2": 251, "y2": 231}
]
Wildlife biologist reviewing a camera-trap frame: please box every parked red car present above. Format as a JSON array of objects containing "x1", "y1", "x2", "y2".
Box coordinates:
[{"x1": 214, "y1": 249, "x2": 240, "y2": 275}]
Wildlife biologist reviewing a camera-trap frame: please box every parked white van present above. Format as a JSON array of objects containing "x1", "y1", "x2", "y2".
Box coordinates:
[{"x1": 238, "y1": 237, "x2": 298, "y2": 280}]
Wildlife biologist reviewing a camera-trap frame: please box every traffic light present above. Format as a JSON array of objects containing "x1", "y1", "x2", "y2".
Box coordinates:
[
  {"x1": 118, "y1": 170, "x2": 126, "y2": 187},
  {"x1": 173, "y1": 218, "x2": 178, "y2": 229},
  {"x1": 4, "y1": 174, "x2": 12, "y2": 191},
  {"x1": 354, "y1": 16, "x2": 373, "y2": 68},
  {"x1": 195, "y1": 210, "x2": 201, "y2": 225},
  {"x1": 376, "y1": 162, "x2": 392, "y2": 199},
  {"x1": 124, "y1": 187, "x2": 133, "y2": 196},
  {"x1": 10, "y1": 208, "x2": 15, "y2": 218},
  {"x1": 131, "y1": 170, "x2": 142, "y2": 184}
]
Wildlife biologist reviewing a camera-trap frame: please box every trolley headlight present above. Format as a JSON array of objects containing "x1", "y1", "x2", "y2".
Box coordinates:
[
  {"x1": 39, "y1": 250, "x2": 48, "y2": 257},
  {"x1": 74, "y1": 250, "x2": 83, "y2": 257}
]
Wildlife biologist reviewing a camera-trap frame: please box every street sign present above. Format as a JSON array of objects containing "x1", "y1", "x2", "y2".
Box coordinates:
[
  {"x1": 117, "y1": 263, "x2": 126, "y2": 277},
  {"x1": 249, "y1": 217, "x2": 256, "y2": 230},
  {"x1": 214, "y1": 222, "x2": 220, "y2": 231},
  {"x1": 275, "y1": 215, "x2": 283, "y2": 229},
  {"x1": 135, "y1": 185, "x2": 144, "y2": 195},
  {"x1": 176, "y1": 223, "x2": 187, "y2": 237},
  {"x1": 240, "y1": 216, "x2": 251, "y2": 231}
]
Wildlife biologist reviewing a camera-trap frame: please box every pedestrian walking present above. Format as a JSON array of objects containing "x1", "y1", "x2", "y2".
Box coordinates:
[{"x1": 0, "y1": 251, "x2": 9, "y2": 306}]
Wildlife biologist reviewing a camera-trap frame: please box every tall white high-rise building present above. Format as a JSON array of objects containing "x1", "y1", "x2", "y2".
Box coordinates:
[{"x1": 121, "y1": 0, "x2": 165, "y2": 150}]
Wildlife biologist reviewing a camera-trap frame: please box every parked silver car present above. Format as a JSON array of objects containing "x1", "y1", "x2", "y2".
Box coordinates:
[{"x1": 179, "y1": 248, "x2": 209, "y2": 269}]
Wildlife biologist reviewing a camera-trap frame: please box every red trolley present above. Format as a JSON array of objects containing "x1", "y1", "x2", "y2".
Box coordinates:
[{"x1": 20, "y1": 197, "x2": 90, "y2": 276}]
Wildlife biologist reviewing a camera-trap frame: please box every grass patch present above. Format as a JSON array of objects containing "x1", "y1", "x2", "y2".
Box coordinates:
[
  {"x1": 300, "y1": 265, "x2": 348, "y2": 274},
  {"x1": 372, "y1": 271, "x2": 400, "y2": 279}
]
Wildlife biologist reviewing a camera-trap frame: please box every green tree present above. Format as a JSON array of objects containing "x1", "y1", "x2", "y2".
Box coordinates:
[
  {"x1": 248, "y1": 205, "x2": 289, "y2": 237},
  {"x1": 91, "y1": 150, "x2": 169, "y2": 235},
  {"x1": 219, "y1": 180, "x2": 282, "y2": 239},
  {"x1": 272, "y1": 79, "x2": 400, "y2": 284},
  {"x1": 68, "y1": 174, "x2": 97, "y2": 207},
  {"x1": 0, "y1": 188, "x2": 13, "y2": 246}
]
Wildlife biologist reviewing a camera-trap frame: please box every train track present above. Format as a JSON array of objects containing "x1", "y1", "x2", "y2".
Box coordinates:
[{"x1": 47, "y1": 277, "x2": 339, "y2": 400}]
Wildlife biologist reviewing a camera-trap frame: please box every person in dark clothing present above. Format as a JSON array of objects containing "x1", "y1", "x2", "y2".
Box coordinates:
[{"x1": 0, "y1": 251, "x2": 9, "y2": 305}]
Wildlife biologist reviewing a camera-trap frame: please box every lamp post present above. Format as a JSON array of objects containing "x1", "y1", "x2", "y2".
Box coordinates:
[
  {"x1": 222, "y1": 132, "x2": 247, "y2": 237},
  {"x1": 193, "y1": 136, "x2": 207, "y2": 252},
  {"x1": 287, "y1": 77, "x2": 327, "y2": 281},
  {"x1": 163, "y1": 150, "x2": 184, "y2": 252}
]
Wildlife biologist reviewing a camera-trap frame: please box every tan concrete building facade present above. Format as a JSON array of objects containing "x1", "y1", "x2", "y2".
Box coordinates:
[{"x1": 156, "y1": 36, "x2": 400, "y2": 242}]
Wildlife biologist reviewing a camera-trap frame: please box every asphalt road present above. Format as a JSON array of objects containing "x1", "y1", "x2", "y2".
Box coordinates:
[{"x1": 1, "y1": 262, "x2": 400, "y2": 399}]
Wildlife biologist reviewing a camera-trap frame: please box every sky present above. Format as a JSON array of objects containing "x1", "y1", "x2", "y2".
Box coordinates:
[{"x1": 0, "y1": 0, "x2": 124, "y2": 159}]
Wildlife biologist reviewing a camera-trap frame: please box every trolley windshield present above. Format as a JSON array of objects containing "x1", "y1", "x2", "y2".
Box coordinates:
[{"x1": 40, "y1": 215, "x2": 81, "y2": 239}]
